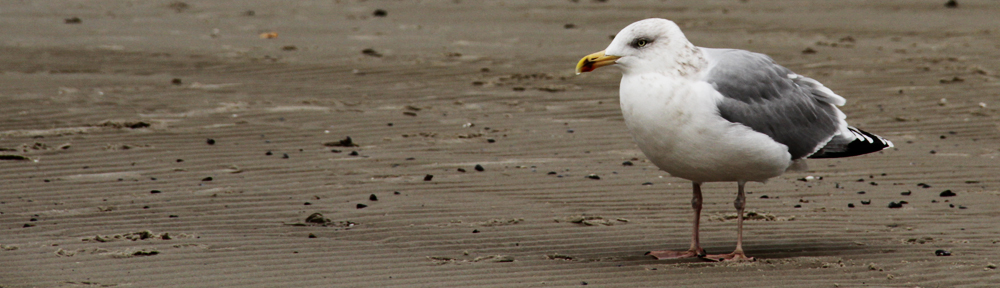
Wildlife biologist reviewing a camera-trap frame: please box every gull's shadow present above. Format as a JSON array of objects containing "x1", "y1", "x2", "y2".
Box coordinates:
[{"x1": 581, "y1": 239, "x2": 883, "y2": 265}]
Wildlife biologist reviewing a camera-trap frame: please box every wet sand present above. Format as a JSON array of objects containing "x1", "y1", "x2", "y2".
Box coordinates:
[{"x1": 2, "y1": 1, "x2": 999, "y2": 287}]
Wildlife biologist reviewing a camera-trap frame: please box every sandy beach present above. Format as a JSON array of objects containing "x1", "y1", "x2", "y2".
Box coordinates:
[{"x1": 2, "y1": 1, "x2": 999, "y2": 287}]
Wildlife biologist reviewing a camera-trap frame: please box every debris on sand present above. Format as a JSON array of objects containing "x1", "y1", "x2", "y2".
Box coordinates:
[
  {"x1": 324, "y1": 136, "x2": 359, "y2": 147},
  {"x1": 555, "y1": 215, "x2": 626, "y2": 226},
  {"x1": 709, "y1": 211, "x2": 794, "y2": 222},
  {"x1": 294, "y1": 213, "x2": 357, "y2": 229}
]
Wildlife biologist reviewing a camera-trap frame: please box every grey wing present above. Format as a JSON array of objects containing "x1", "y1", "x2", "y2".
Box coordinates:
[{"x1": 700, "y1": 48, "x2": 845, "y2": 160}]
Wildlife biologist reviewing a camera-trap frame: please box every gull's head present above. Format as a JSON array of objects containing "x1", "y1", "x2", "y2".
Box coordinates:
[{"x1": 576, "y1": 18, "x2": 690, "y2": 75}]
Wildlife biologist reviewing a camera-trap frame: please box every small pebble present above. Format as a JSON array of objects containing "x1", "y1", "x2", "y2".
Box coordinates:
[
  {"x1": 349, "y1": 151, "x2": 359, "y2": 156},
  {"x1": 172, "y1": 78, "x2": 182, "y2": 85},
  {"x1": 169, "y1": 215, "x2": 179, "y2": 218},
  {"x1": 918, "y1": 183, "x2": 932, "y2": 188},
  {"x1": 888, "y1": 202, "x2": 904, "y2": 209},
  {"x1": 548, "y1": 171, "x2": 558, "y2": 175},
  {"x1": 487, "y1": 138, "x2": 496, "y2": 143},
  {"x1": 958, "y1": 205, "x2": 967, "y2": 209},
  {"x1": 940, "y1": 190, "x2": 956, "y2": 197},
  {"x1": 586, "y1": 174, "x2": 600, "y2": 180},
  {"x1": 331, "y1": 149, "x2": 341, "y2": 153},
  {"x1": 857, "y1": 191, "x2": 866, "y2": 194},
  {"x1": 457, "y1": 168, "x2": 467, "y2": 173},
  {"x1": 472, "y1": 229, "x2": 480, "y2": 234},
  {"x1": 794, "y1": 204, "x2": 802, "y2": 208},
  {"x1": 282, "y1": 153, "x2": 290, "y2": 159},
  {"x1": 393, "y1": 191, "x2": 401, "y2": 195},
  {"x1": 424, "y1": 175, "x2": 433, "y2": 181},
  {"x1": 861, "y1": 200, "x2": 871, "y2": 205},
  {"x1": 357, "y1": 203, "x2": 368, "y2": 209},
  {"x1": 308, "y1": 233, "x2": 317, "y2": 238},
  {"x1": 206, "y1": 138, "x2": 215, "y2": 145},
  {"x1": 369, "y1": 194, "x2": 378, "y2": 201},
  {"x1": 201, "y1": 177, "x2": 213, "y2": 181},
  {"x1": 177, "y1": 159, "x2": 184, "y2": 162},
  {"x1": 641, "y1": 182, "x2": 653, "y2": 186},
  {"x1": 622, "y1": 161, "x2": 633, "y2": 166},
  {"x1": 303, "y1": 202, "x2": 311, "y2": 205},
  {"x1": 945, "y1": 0, "x2": 958, "y2": 8},
  {"x1": 760, "y1": 195, "x2": 769, "y2": 199},
  {"x1": 935, "y1": 249, "x2": 951, "y2": 256},
  {"x1": 64, "y1": 17, "x2": 82, "y2": 24},
  {"x1": 266, "y1": 151, "x2": 273, "y2": 156},
  {"x1": 373, "y1": 9, "x2": 387, "y2": 17},
  {"x1": 901, "y1": 191, "x2": 912, "y2": 196},
  {"x1": 474, "y1": 164, "x2": 485, "y2": 172},
  {"x1": 150, "y1": 190, "x2": 161, "y2": 194}
]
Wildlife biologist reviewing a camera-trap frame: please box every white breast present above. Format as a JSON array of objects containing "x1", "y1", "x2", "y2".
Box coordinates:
[{"x1": 618, "y1": 74, "x2": 793, "y2": 183}]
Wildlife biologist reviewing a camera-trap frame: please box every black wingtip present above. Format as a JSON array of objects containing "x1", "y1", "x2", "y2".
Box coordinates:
[{"x1": 809, "y1": 127, "x2": 892, "y2": 159}]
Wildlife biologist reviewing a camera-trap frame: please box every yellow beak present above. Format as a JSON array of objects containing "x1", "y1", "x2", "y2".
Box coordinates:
[{"x1": 575, "y1": 50, "x2": 621, "y2": 74}]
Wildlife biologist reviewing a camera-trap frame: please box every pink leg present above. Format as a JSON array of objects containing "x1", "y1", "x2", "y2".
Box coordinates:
[
  {"x1": 647, "y1": 182, "x2": 706, "y2": 259},
  {"x1": 704, "y1": 181, "x2": 755, "y2": 262}
]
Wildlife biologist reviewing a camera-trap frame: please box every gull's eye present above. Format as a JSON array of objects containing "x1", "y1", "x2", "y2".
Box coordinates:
[{"x1": 631, "y1": 38, "x2": 651, "y2": 48}]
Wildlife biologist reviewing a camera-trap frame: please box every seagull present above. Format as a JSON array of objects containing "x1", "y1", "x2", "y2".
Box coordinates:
[{"x1": 575, "y1": 18, "x2": 892, "y2": 261}]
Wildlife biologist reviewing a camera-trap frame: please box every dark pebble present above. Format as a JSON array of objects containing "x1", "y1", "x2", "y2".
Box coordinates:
[
  {"x1": 802, "y1": 47, "x2": 817, "y2": 54},
  {"x1": 888, "y1": 202, "x2": 904, "y2": 208},
  {"x1": 23, "y1": 224, "x2": 34, "y2": 228},
  {"x1": 857, "y1": 191, "x2": 866, "y2": 194},
  {"x1": 369, "y1": 194, "x2": 378, "y2": 201},
  {"x1": 940, "y1": 190, "x2": 956, "y2": 197},
  {"x1": 932, "y1": 200, "x2": 938, "y2": 203},
  {"x1": 622, "y1": 161, "x2": 633, "y2": 166},
  {"x1": 282, "y1": 153, "x2": 290, "y2": 159},
  {"x1": 760, "y1": 195, "x2": 769, "y2": 199},
  {"x1": 150, "y1": 190, "x2": 161, "y2": 194},
  {"x1": 794, "y1": 204, "x2": 802, "y2": 208},
  {"x1": 848, "y1": 203, "x2": 855, "y2": 208},
  {"x1": 308, "y1": 233, "x2": 317, "y2": 238},
  {"x1": 586, "y1": 174, "x2": 600, "y2": 180},
  {"x1": 949, "y1": 204, "x2": 955, "y2": 208},
  {"x1": 282, "y1": 45, "x2": 297, "y2": 51},
  {"x1": 861, "y1": 200, "x2": 871, "y2": 205},
  {"x1": 564, "y1": 23, "x2": 576, "y2": 29},
  {"x1": 331, "y1": 149, "x2": 341, "y2": 153},
  {"x1": 266, "y1": 151, "x2": 273, "y2": 156},
  {"x1": 202, "y1": 177, "x2": 213, "y2": 181},
  {"x1": 567, "y1": 129, "x2": 574, "y2": 133},
  {"x1": 373, "y1": 9, "x2": 387, "y2": 17},
  {"x1": 642, "y1": 182, "x2": 653, "y2": 186},
  {"x1": 357, "y1": 203, "x2": 368, "y2": 209},
  {"x1": 487, "y1": 138, "x2": 496, "y2": 143},
  {"x1": 474, "y1": 164, "x2": 485, "y2": 172},
  {"x1": 64, "y1": 17, "x2": 82, "y2": 24},
  {"x1": 303, "y1": 202, "x2": 312, "y2": 205},
  {"x1": 326, "y1": 136, "x2": 359, "y2": 147},
  {"x1": 472, "y1": 229, "x2": 480, "y2": 233},
  {"x1": 870, "y1": 182, "x2": 878, "y2": 186},
  {"x1": 403, "y1": 111, "x2": 417, "y2": 116},
  {"x1": 387, "y1": 123, "x2": 393, "y2": 126},
  {"x1": 548, "y1": 171, "x2": 557, "y2": 175},
  {"x1": 176, "y1": 159, "x2": 184, "y2": 162},
  {"x1": 424, "y1": 174, "x2": 433, "y2": 181},
  {"x1": 171, "y1": 78, "x2": 182, "y2": 85},
  {"x1": 918, "y1": 183, "x2": 932, "y2": 188},
  {"x1": 362, "y1": 48, "x2": 383, "y2": 57},
  {"x1": 945, "y1": 0, "x2": 958, "y2": 8},
  {"x1": 959, "y1": 205, "x2": 967, "y2": 209},
  {"x1": 581, "y1": 282, "x2": 588, "y2": 286},
  {"x1": 935, "y1": 249, "x2": 951, "y2": 256},
  {"x1": 206, "y1": 138, "x2": 215, "y2": 145},
  {"x1": 169, "y1": 215, "x2": 179, "y2": 218},
  {"x1": 393, "y1": 191, "x2": 401, "y2": 195},
  {"x1": 29, "y1": 218, "x2": 37, "y2": 222},
  {"x1": 457, "y1": 168, "x2": 466, "y2": 173},
  {"x1": 349, "y1": 151, "x2": 359, "y2": 156},
  {"x1": 901, "y1": 191, "x2": 912, "y2": 196},
  {"x1": 143, "y1": 206, "x2": 150, "y2": 209}
]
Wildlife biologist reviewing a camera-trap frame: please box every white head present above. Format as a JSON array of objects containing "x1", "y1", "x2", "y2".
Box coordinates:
[{"x1": 576, "y1": 18, "x2": 703, "y2": 77}]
